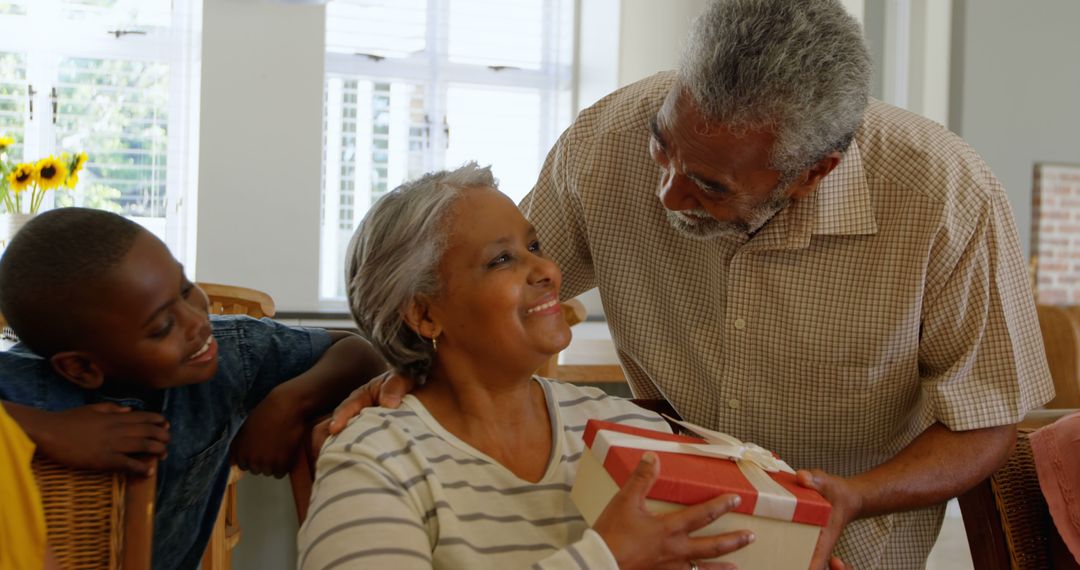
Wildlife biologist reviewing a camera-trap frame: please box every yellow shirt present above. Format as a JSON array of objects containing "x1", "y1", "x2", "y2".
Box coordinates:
[{"x1": 0, "y1": 404, "x2": 45, "y2": 570}]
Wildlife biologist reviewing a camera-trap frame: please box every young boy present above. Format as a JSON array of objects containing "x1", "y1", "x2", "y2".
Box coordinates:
[{"x1": 0, "y1": 208, "x2": 387, "y2": 570}]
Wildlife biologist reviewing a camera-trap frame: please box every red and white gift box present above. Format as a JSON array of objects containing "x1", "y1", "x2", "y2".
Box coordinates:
[{"x1": 571, "y1": 419, "x2": 831, "y2": 569}]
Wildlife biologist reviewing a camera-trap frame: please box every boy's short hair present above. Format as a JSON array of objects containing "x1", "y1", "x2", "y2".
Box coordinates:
[{"x1": 0, "y1": 208, "x2": 144, "y2": 357}]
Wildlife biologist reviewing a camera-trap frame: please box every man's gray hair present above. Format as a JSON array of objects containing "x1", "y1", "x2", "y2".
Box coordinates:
[
  {"x1": 678, "y1": 0, "x2": 871, "y2": 176},
  {"x1": 345, "y1": 162, "x2": 497, "y2": 383}
]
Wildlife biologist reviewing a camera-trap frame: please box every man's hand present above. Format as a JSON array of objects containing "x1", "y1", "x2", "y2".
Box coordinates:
[
  {"x1": 33, "y1": 402, "x2": 169, "y2": 476},
  {"x1": 797, "y1": 469, "x2": 865, "y2": 570},
  {"x1": 231, "y1": 385, "x2": 305, "y2": 477},
  {"x1": 594, "y1": 452, "x2": 755, "y2": 570},
  {"x1": 327, "y1": 371, "x2": 415, "y2": 435}
]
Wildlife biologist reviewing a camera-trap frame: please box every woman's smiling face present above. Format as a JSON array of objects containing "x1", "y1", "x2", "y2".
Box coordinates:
[{"x1": 424, "y1": 185, "x2": 571, "y2": 375}]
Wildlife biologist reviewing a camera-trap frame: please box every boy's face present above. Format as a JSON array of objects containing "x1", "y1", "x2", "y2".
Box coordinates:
[{"x1": 84, "y1": 231, "x2": 219, "y2": 390}]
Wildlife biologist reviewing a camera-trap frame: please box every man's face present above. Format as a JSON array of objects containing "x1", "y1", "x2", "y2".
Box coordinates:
[
  {"x1": 648, "y1": 88, "x2": 794, "y2": 240},
  {"x1": 82, "y1": 232, "x2": 219, "y2": 391}
]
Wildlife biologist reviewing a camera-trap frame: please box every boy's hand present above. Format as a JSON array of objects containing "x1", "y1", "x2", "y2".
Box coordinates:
[
  {"x1": 35, "y1": 403, "x2": 169, "y2": 476},
  {"x1": 231, "y1": 385, "x2": 304, "y2": 478},
  {"x1": 327, "y1": 371, "x2": 415, "y2": 435}
]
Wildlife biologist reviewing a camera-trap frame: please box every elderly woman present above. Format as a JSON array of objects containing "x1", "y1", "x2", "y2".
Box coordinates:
[{"x1": 298, "y1": 164, "x2": 754, "y2": 570}]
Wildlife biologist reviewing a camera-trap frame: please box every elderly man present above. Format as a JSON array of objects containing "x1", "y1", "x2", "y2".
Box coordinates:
[
  {"x1": 332, "y1": 0, "x2": 1054, "y2": 567},
  {"x1": 519, "y1": 0, "x2": 1054, "y2": 566}
]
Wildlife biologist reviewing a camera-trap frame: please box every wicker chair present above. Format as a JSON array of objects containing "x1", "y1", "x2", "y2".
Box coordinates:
[
  {"x1": 196, "y1": 282, "x2": 276, "y2": 570},
  {"x1": 958, "y1": 409, "x2": 1080, "y2": 569},
  {"x1": 32, "y1": 456, "x2": 157, "y2": 570}
]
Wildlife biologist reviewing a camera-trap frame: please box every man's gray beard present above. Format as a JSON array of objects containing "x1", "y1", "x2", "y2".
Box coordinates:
[{"x1": 665, "y1": 192, "x2": 792, "y2": 241}]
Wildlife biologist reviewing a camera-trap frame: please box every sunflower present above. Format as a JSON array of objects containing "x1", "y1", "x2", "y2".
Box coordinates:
[
  {"x1": 35, "y1": 156, "x2": 69, "y2": 191},
  {"x1": 65, "y1": 151, "x2": 88, "y2": 189},
  {"x1": 8, "y1": 163, "x2": 35, "y2": 193},
  {"x1": 0, "y1": 135, "x2": 13, "y2": 153}
]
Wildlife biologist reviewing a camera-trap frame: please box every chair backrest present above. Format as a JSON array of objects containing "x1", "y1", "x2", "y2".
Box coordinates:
[
  {"x1": 1038, "y1": 305, "x2": 1080, "y2": 408},
  {"x1": 33, "y1": 456, "x2": 156, "y2": 570},
  {"x1": 198, "y1": 283, "x2": 276, "y2": 320},
  {"x1": 197, "y1": 282, "x2": 276, "y2": 319},
  {"x1": 958, "y1": 410, "x2": 1080, "y2": 570},
  {"x1": 195, "y1": 282, "x2": 276, "y2": 570}
]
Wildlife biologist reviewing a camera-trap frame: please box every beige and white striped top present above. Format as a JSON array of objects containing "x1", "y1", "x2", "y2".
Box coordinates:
[
  {"x1": 297, "y1": 378, "x2": 670, "y2": 570},
  {"x1": 519, "y1": 71, "x2": 1055, "y2": 568}
]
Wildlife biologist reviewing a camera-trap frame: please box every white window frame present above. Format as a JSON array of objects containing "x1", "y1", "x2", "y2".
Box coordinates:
[
  {"x1": 0, "y1": 0, "x2": 201, "y2": 264},
  {"x1": 320, "y1": 0, "x2": 573, "y2": 302}
]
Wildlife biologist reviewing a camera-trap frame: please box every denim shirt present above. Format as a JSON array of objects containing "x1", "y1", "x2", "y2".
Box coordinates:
[{"x1": 0, "y1": 316, "x2": 331, "y2": 570}]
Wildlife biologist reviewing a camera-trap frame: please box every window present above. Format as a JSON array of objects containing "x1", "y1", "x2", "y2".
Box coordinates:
[
  {"x1": 320, "y1": 0, "x2": 574, "y2": 300},
  {"x1": 0, "y1": 0, "x2": 200, "y2": 258}
]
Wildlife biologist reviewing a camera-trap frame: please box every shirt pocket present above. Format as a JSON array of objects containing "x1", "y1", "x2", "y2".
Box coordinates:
[
  {"x1": 172, "y1": 427, "x2": 230, "y2": 511},
  {"x1": 789, "y1": 359, "x2": 918, "y2": 460}
]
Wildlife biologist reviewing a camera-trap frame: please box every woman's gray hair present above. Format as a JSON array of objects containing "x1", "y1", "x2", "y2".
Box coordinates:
[
  {"x1": 345, "y1": 162, "x2": 497, "y2": 383},
  {"x1": 678, "y1": 0, "x2": 872, "y2": 177}
]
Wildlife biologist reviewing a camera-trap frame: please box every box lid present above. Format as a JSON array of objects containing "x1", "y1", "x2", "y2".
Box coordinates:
[{"x1": 583, "y1": 419, "x2": 831, "y2": 527}]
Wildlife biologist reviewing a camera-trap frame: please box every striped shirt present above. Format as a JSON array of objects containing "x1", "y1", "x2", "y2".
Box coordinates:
[
  {"x1": 519, "y1": 71, "x2": 1055, "y2": 568},
  {"x1": 298, "y1": 377, "x2": 670, "y2": 569}
]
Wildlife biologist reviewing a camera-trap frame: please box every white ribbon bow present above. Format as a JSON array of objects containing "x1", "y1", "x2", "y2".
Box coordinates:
[{"x1": 662, "y1": 415, "x2": 796, "y2": 475}]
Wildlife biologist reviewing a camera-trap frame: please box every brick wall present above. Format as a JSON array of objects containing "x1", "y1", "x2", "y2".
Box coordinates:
[{"x1": 1032, "y1": 162, "x2": 1080, "y2": 304}]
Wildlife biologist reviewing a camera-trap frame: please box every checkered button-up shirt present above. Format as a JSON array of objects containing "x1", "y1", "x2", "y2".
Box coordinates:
[{"x1": 521, "y1": 71, "x2": 1055, "y2": 569}]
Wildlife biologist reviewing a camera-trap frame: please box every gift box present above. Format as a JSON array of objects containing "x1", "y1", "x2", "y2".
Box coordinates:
[{"x1": 570, "y1": 419, "x2": 831, "y2": 569}]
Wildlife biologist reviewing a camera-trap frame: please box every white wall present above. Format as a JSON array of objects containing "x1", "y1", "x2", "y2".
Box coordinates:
[
  {"x1": 950, "y1": 0, "x2": 1080, "y2": 255},
  {"x1": 616, "y1": 0, "x2": 710, "y2": 88},
  {"x1": 195, "y1": 0, "x2": 326, "y2": 312},
  {"x1": 577, "y1": 0, "x2": 709, "y2": 112},
  {"x1": 574, "y1": 0, "x2": 711, "y2": 316}
]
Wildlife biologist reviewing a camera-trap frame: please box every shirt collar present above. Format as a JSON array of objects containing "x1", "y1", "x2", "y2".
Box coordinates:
[{"x1": 743, "y1": 139, "x2": 877, "y2": 252}]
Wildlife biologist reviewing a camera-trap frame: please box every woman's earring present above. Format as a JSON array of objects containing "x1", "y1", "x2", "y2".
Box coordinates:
[{"x1": 432, "y1": 336, "x2": 438, "y2": 352}]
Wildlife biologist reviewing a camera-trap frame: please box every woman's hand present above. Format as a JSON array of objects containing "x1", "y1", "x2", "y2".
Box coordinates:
[
  {"x1": 593, "y1": 452, "x2": 755, "y2": 570},
  {"x1": 327, "y1": 371, "x2": 416, "y2": 435}
]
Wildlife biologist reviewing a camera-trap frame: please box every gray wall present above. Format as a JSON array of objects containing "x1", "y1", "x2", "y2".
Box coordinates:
[{"x1": 950, "y1": 0, "x2": 1080, "y2": 255}]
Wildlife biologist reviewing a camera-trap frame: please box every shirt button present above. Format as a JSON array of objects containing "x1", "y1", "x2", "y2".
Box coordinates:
[
  {"x1": 727, "y1": 398, "x2": 741, "y2": 409},
  {"x1": 733, "y1": 318, "x2": 747, "y2": 330}
]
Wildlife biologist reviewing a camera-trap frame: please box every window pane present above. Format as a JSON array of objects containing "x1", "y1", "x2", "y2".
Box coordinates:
[
  {"x1": 60, "y1": 0, "x2": 172, "y2": 28},
  {"x1": 449, "y1": 0, "x2": 544, "y2": 69},
  {"x1": 54, "y1": 57, "x2": 170, "y2": 218},
  {"x1": 0, "y1": 52, "x2": 26, "y2": 162},
  {"x1": 0, "y1": 1, "x2": 26, "y2": 16},
  {"x1": 326, "y1": 0, "x2": 426, "y2": 59},
  {"x1": 445, "y1": 85, "x2": 541, "y2": 204},
  {"x1": 321, "y1": 77, "x2": 427, "y2": 299}
]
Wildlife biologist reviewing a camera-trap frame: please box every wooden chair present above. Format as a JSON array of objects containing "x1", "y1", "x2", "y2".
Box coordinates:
[
  {"x1": 199, "y1": 282, "x2": 276, "y2": 320},
  {"x1": 32, "y1": 456, "x2": 157, "y2": 569},
  {"x1": 1037, "y1": 305, "x2": 1080, "y2": 408},
  {"x1": 958, "y1": 409, "x2": 1080, "y2": 570},
  {"x1": 196, "y1": 282, "x2": 276, "y2": 570}
]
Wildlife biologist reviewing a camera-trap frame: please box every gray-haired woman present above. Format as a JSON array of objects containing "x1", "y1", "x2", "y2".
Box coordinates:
[{"x1": 297, "y1": 163, "x2": 754, "y2": 570}]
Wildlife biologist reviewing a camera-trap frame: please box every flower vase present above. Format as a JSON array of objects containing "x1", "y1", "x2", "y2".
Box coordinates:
[{"x1": 1, "y1": 212, "x2": 35, "y2": 248}]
